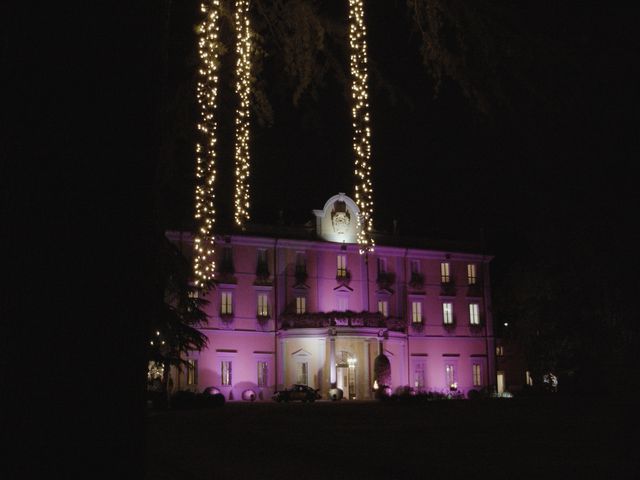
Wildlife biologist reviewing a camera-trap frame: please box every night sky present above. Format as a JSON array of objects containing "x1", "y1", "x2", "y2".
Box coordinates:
[{"x1": 156, "y1": 1, "x2": 637, "y2": 284}]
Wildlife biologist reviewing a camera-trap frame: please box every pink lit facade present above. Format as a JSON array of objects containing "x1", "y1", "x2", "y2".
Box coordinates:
[{"x1": 167, "y1": 194, "x2": 496, "y2": 400}]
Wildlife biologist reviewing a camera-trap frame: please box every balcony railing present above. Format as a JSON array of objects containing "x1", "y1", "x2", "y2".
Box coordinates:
[{"x1": 280, "y1": 311, "x2": 405, "y2": 332}]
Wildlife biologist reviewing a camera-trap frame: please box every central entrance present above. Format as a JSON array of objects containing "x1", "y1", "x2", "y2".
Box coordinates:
[{"x1": 337, "y1": 352, "x2": 357, "y2": 399}]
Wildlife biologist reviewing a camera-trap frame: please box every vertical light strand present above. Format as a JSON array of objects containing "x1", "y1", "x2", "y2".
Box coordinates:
[
  {"x1": 233, "y1": 0, "x2": 252, "y2": 227},
  {"x1": 349, "y1": 0, "x2": 375, "y2": 253},
  {"x1": 193, "y1": 0, "x2": 222, "y2": 289}
]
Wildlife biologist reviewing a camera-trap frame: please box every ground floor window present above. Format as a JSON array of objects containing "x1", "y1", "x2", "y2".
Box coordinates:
[
  {"x1": 187, "y1": 359, "x2": 198, "y2": 385},
  {"x1": 296, "y1": 362, "x2": 308, "y2": 385},
  {"x1": 221, "y1": 361, "x2": 232, "y2": 386},
  {"x1": 257, "y1": 361, "x2": 268, "y2": 387},
  {"x1": 445, "y1": 364, "x2": 456, "y2": 390},
  {"x1": 472, "y1": 363, "x2": 482, "y2": 386},
  {"x1": 414, "y1": 363, "x2": 425, "y2": 389}
]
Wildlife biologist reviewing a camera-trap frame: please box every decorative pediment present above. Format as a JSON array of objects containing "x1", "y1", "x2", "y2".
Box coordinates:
[
  {"x1": 333, "y1": 284, "x2": 354, "y2": 292},
  {"x1": 291, "y1": 348, "x2": 312, "y2": 357},
  {"x1": 312, "y1": 193, "x2": 361, "y2": 244}
]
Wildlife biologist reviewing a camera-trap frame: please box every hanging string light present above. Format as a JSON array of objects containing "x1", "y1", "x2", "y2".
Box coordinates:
[
  {"x1": 193, "y1": 0, "x2": 222, "y2": 289},
  {"x1": 233, "y1": 0, "x2": 252, "y2": 227},
  {"x1": 348, "y1": 0, "x2": 375, "y2": 253}
]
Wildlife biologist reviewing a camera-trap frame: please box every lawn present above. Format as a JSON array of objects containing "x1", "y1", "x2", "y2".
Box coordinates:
[{"x1": 146, "y1": 397, "x2": 637, "y2": 479}]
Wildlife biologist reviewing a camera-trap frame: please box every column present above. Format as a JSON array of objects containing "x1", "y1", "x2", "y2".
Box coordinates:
[
  {"x1": 278, "y1": 337, "x2": 286, "y2": 390},
  {"x1": 363, "y1": 339, "x2": 371, "y2": 399},
  {"x1": 329, "y1": 336, "x2": 336, "y2": 387}
]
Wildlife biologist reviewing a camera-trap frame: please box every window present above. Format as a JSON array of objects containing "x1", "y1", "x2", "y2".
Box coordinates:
[
  {"x1": 296, "y1": 296, "x2": 306, "y2": 314},
  {"x1": 257, "y1": 361, "x2": 268, "y2": 387},
  {"x1": 410, "y1": 259, "x2": 420, "y2": 274},
  {"x1": 297, "y1": 362, "x2": 308, "y2": 385},
  {"x1": 496, "y1": 346, "x2": 504, "y2": 357},
  {"x1": 445, "y1": 364, "x2": 456, "y2": 388},
  {"x1": 337, "y1": 254, "x2": 347, "y2": 277},
  {"x1": 257, "y1": 293, "x2": 269, "y2": 317},
  {"x1": 473, "y1": 364, "x2": 482, "y2": 386},
  {"x1": 221, "y1": 291, "x2": 233, "y2": 315},
  {"x1": 378, "y1": 300, "x2": 388, "y2": 317},
  {"x1": 469, "y1": 303, "x2": 480, "y2": 325},
  {"x1": 187, "y1": 359, "x2": 198, "y2": 385},
  {"x1": 220, "y1": 247, "x2": 234, "y2": 274},
  {"x1": 526, "y1": 370, "x2": 533, "y2": 386},
  {"x1": 377, "y1": 257, "x2": 387, "y2": 274},
  {"x1": 440, "y1": 262, "x2": 451, "y2": 283},
  {"x1": 256, "y1": 249, "x2": 269, "y2": 278},
  {"x1": 442, "y1": 302, "x2": 453, "y2": 325},
  {"x1": 221, "y1": 361, "x2": 232, "y2": 386},
  {"x1": 414, "y1": 363, "x2": 425, "y2": 389},
  {"x1": 467, "y1": 264, "x2": 477, "y2": 285},
  {"x1": 412, "y1": 301, "x2": 422, "y2": 324},
  {"x1": 337, "y1": 296, "x2": 348, "y2": 312}
]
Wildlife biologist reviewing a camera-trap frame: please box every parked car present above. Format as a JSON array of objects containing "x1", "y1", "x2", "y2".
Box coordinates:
[{"x1": 272, "y1": 384, "x2": 321, "y2": 403}]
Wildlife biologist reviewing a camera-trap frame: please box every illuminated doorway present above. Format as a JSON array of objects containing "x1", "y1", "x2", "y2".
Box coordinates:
[
  {"x1": 497, "y1": 371, "x2": 505, "y2": 394},
  {"x1": 336, "y1": 352, "x2": 357, "y2": 399}
]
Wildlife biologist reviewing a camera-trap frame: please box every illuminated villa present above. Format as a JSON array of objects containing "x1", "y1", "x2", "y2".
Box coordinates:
[{"x1": 167, "y1": 193, "x2": 497, "y2": 400}]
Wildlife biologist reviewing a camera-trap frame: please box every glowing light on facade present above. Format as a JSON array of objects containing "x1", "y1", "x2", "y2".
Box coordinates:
[
  {"x1": 348, "y1": 0, "x2": 375, "y2": 253},
  {"x1": 233, "y1": 0, "x2": 252, "y2": 227},
  {"x1": 193, "y1": 0, "x2": 222, "y2": 289}
]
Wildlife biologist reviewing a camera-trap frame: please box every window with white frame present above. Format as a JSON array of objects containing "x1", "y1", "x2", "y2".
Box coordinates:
[
  {"x1": 378, "y1": 299, "x2": 389, "y2": 317},
  {"x1": 296, "y1": 296, "x2": 306, "y2": 314},
  {"x1": 257, "y1": 293, "x2": 269, "y2": 317},
  {"x1": 467, "y1": 264, "x2": 477, "y2": 285},
  {"x1": 257, "y1": 361, "x2": 268, "y2": 387},
  {"x1": 445, "y1": 364, "x2": 456, "y2": 388},
  {"x1": 337, "y1": 254, "x2": 347, "y2": 277},
  {"x1": 221, "y1": 361, "x2": 232, "y2": 386},
  {"x1": 187, "y1": 359, "x2": 198, "y2": 385},
  {"x1": 469, "y1": 303, "x2": 480, "y2": 325},
  {"x1": 440, "y1": 262, "x2": 451, "y2": 283},
  {"x1": 442, "y1": 302, "x2": 453, "y2": 325},
  {"x1": 473, "y1": 364, "x2": 482, "y2": 386},
  {"x1": 297, "y1": 362, "x2": 308, "y2": 385},
  {"x1": 220, "y1": 291, "x2": 233, "y2": 315},
  {"x1": 412, "y1": 301, "x2": 423, "y2": 324}
]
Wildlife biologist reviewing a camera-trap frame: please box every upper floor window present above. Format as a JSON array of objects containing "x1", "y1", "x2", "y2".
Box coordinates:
[
  {"x1": 257, "y1": 293, "x2": 269, "y2": 317},
  {"x1": 496, "y1": 346, "x2": 504, "y2": 357},
  {"x1": 377, "y1": 257, "x2": 387, "y2": 274},
  {"x1": 296, "y1": 296, "x2": 306, "y2": 314},
  {"x1": 221, "y1": 291, "x2": 233, "y2": 315},
  {"x1": 410, "y1": 259, "x2": 420, "y2": 274},
  {"x1": 378, "y1": 300, "x2": 389, "y2": 317},
  {"x1": 220, "y1": 247, "x2": 234, "y2": 275},
  {"x1": 469, "y1": 303, "x2": 480, "y2": 325},
  {"x1": 412, "y1": 301, "x2": 423, "y2": 324},
  {"x1": 337, "y1": 254, "x2": 347, "y2": 278},
  {"x1": 467, "y1": 264, "x2": 477, "y2": 285},
  {"x1": 337, "y1": 296, "x2": 348, "y2": 312},
  {"x1": 256, "y1": 249, "x2": 269, "y2": 278},
  {"x1": 442, "y1": 302, "x2": 453, "y2": 325},
  {"x1": 440, "y1": 262, "x2": 451, "y2": 283}
]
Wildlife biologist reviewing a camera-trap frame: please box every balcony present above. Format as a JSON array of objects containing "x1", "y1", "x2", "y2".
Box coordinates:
[
  {"x1": 408, "y1": 272, "x2": 424, "y2": 290},
  {"x1": 336, "y1": 269, "x2": 352, "y2": 285},
  {"x1": 280, "y1": 311, "x2": 405, "y2": 332}
]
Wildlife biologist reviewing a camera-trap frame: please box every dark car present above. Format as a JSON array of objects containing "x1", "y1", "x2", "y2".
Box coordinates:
[{"x1": 272, "y1": 384, "x2": 321, "y2": 403}]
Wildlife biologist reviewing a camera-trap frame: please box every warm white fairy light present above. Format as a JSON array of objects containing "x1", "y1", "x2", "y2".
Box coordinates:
[
  {"x1": 349, "y1": 0, "x2": 375, "y2": 253},
  {"x1": 233, "y1": 0, "x2": 252, "y2": 227},
  {"x1": 193, "y1": 0, "x2": 222, "y2": 289}
]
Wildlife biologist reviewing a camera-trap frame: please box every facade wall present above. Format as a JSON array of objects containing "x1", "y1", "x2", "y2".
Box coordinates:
[{"x1": 167, "y1": 210, "x2": 495, "y2": 400}]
